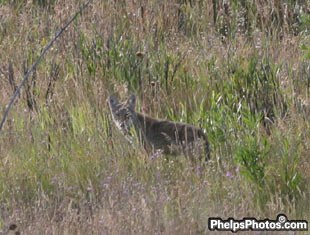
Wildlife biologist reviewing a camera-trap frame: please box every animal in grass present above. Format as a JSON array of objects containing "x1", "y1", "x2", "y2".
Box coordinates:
[{"x1": 107, "y1": 95, "x2": 210, "y2": 161}]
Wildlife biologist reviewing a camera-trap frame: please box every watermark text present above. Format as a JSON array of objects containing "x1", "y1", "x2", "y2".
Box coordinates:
[{"x1": 208, "y1": 214, "x2": 308, "y2": 233}]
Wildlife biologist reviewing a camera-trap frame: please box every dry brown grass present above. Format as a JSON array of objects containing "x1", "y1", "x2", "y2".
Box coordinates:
[{"x1": 0, "y1": 0, "x2": 309, "y2": 234}]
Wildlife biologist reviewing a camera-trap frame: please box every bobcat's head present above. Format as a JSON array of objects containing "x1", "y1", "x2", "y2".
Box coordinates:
[{"x1": 107, "y1": 95, "x2": 138, "y2": 139}]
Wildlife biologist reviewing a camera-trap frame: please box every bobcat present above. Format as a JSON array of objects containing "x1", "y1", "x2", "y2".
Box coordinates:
[{"x1": 107, "y1": 95, "x2": 210, "y2": 161}]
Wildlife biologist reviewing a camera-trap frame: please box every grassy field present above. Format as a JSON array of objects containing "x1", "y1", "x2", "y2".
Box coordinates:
[{"x1": 0, "y1": 0, "x2": 309, "y2": 234}]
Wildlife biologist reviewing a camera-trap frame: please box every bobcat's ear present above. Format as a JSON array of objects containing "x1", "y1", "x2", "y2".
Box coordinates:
[
  {"x1": 108, "y1": 95, "x2": 118, "y2": 107},
  {"x1": 127, "y1": 94, "x2": 136, "y2": 110}
]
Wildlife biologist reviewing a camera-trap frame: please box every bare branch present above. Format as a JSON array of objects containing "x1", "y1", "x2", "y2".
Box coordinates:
[{"x1": 0, "y1": 0, "x2": 92, "y2": 133}]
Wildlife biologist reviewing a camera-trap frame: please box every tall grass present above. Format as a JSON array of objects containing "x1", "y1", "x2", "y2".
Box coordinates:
[{"x1": 0, "y1": 0, "x2": 309, "y2": 234}]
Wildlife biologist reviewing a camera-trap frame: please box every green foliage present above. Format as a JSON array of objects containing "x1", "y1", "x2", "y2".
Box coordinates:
[
  {"x1": 235, "y1": 135, "x2": 268, "y2": 188},
  {"x1": 229, "y1": 55, "x2": 286, "y2": 121},
  {"x1": 299, "y1": 13, "x2": 310, "y2": 35},
  {"x1": 268, "y1": 132, "x2": 305, "y2": 199},
  {"x1": 0, "y1": 0, "x2": 309, "y2": 233}
]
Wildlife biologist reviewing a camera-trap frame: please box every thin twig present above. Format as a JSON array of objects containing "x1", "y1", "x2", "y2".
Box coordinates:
[{"x1": 0, "y1": 0, "x2": 92, "y2": 133}]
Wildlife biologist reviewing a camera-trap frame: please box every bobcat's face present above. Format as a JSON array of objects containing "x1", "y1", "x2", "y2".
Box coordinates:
[{"x1": 107, "y1": 95, "x2": 137, "y2": 138}]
